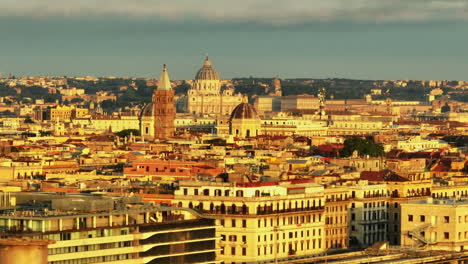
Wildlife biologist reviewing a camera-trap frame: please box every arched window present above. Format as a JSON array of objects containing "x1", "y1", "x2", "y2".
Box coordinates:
[{"x1": 242, "y1": 204, "x2": 248, "y2": 214}]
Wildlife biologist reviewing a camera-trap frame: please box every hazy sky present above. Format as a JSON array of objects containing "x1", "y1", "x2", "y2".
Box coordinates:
[{"x1": 1, "y1": 0, "x2": 467, "y2": 80}]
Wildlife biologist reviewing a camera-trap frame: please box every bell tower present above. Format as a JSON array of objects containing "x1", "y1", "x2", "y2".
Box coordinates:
[{"x1": 153, "y1": 64, "x2": 175, "y2": 139}]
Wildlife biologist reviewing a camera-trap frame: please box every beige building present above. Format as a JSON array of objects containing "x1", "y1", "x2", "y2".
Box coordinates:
[
  {"x1": 281, "y1": 95, "x2": 320, "y2": 111},
  {"x1": 432, "y1": 184, "x2": 468, "y2": 199},
  {"x1": 332, "y1": 157, "x2": 384, "y2": 172},
  {"x1": 174, "y1": 181, "x2": 327, "y2": 264},
  {"x1": 59, "y1": 87, "x2": 85, "y2": 96},
  {"x1": 389, "y1": 136, "x2": 449, "y2": 152},
  {"x1": 348, "y1": 182, "x2": 388, "y2": 248},
  {"x1": 49, "y1": 106, "x2": 89, "y2": 121},
  {"x1": 187, "y1": 57, "x2": 244, "y2": 116},
  {"x1": 400, "y1": 198, "x2": 468, "y2": 252},
  {"x1": 254, "y1": 96, "x2": 281, "y2": 114},
  {"x1": 91, "y1": 115, "x2": 140, "y2": 133},
  {"x1": 324, "y1": 187, "x2": 350, "y2": 250},
  {"x1": 0, "y1": 159, "x2": 43, "y2": 181}
]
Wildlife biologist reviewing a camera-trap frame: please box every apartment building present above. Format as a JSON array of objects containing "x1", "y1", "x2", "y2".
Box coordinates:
[
  {"x1": 0, "y1": 192, "x2": 219, "y2": 264},
  {"x1": 348, "y1": 182, "x2": 388, "y2": 248},
  {"x1": 174, "y1": 180, "x2": 327, "y2": 264},
  {"x1": 324, "y1": 186, "x2": 350, "y2": 250},
  {"x1": 400, "y1": 198, "x2": 468, "y2": 252}
]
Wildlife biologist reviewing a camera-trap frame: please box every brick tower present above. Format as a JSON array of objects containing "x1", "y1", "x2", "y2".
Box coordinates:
[{"x1": 153, "y1": 64, "x2": 175, "y2": 139}]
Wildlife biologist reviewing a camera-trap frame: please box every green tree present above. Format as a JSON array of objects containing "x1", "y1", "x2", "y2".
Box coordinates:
[
  {"x1": 24, "y1": 116, "x2": 35, "y2": 124},
  {"x1": 340, "y1": 137, "x2": 384, "y2": 157},
  {"x1": 115, "y1": 129, "x2": 140, "y2": 138},
  {"x1": 0, "y1": 110, "x2": 16, "y2": 117},
  {"x1": 70, "y1": 98, "x2": 84, "y2": 104},
  {"x1": 174, "y1": 81, "x2": 191, "y2": 95}
]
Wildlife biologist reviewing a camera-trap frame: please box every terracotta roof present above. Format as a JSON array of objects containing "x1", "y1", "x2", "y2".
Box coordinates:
[
  {"x1": 230, "y1": 103, "x2": 258, "y2": 120},
  {"x1": 360, "y1": 171, "x2": 386, "y2": 181}
]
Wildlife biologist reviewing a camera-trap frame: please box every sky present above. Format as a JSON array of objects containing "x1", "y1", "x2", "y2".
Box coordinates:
[{"x1": 0, "y1": 0, "x2": 468, "y2": 80}]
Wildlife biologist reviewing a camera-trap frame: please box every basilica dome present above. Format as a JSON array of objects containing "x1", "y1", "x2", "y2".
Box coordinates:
[
  {"x1": 230, "y1": 103, "x2": 258, "y2": 120},
  {"x1": 195, "y1": 57, "x2": 220, "y2": 80}
]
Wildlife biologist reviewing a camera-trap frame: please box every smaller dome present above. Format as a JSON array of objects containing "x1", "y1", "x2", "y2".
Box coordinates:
[
  {"x1": 195, "y1": 57, "x2": 220, "y2": 80},
  {"x1": 230, "y1": 103, "x2": 258, "y2": 120},
  {"x1": 140, "y1": 103, "x2": 153, "y2": 117}
]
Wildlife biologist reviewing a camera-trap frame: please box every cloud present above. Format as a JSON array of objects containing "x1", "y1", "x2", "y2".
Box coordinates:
[{"x1": 2, "y1": 0, "x2": 468, "y2": 24}]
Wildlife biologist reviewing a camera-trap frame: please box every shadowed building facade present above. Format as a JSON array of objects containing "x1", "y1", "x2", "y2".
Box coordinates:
[{"x1": 0, "y1": 192, "x2": 219, "y2": 264}]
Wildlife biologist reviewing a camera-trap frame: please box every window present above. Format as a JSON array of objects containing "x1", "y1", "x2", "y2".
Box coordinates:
[
  {"x1": 408, "y1": 215, "x2": 413, "y2": 222},
  {"x1": 242, "y1": 236, "x2": 247, "y2": 243},
  {"x1": 420, "y1": 215, "x2": 425, "y2": 222},
  {"x1": 351, "y1": 213, "x2": 355, "y2": 221},
  {"x1": 60, "y1": 233, "x2": 71, "y2": 241},
  {"x1": 444, "y1": 216, "x2": 450, "y2": 223},
  {"x1": 242, "y1": 220, "x2": 247, "y2": 228},
  {"x1": 232, "y1": 219, "x2": 236, "y2": 227},
  {"x1": 231, "y1": 247, "x2": 236, "y2": 255},
  {"x1": 444, "y1": 232, "x2": 450, "y2": 239},
  {"x1": 242, "y1": 248, "x2": 246, "y2": 256}
]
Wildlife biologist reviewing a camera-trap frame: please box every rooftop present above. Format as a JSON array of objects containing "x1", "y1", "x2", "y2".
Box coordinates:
[{"x1": 409, "y1": 198, "x2": 468, "y2": 206}]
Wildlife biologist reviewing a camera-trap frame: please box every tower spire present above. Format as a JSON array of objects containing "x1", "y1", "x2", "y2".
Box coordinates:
[
  {"x1": 153, "y1": 64, "x2": 175, "y2": 139},
  {"x1": 158, "y1": 64, "x2": 172, "y2": 91}
]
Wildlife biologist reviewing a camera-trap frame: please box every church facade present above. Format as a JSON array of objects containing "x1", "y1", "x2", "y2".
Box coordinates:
[{"x1": 187, "y1": 57, "x2": 244, "y2": 116}]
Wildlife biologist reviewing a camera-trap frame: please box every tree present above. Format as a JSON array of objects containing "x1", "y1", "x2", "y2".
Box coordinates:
[
  {"x1": 39, "y1": 130, "x2": 53, "y2": 136},
  {"x1": 340, "y1": 137, "x2": 385, "y2": 157},
  {"x1": 0, "y1": 110, "x2": 16, "y2": 117},
  {"x1": 174, "y1": 82, "x2": 191, "y2": 95},
  {"x1": 115, "y1": 129, "x2": 140, "y2": 138},
  {"x1": 24, "y1": 116, "x2": 35, "y2": 124},
  {"x1": 70, "y1": 98, "x2": 84, "y2": 104}
]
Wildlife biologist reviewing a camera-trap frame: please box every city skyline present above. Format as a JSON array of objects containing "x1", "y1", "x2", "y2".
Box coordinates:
[{"x1": 0, "y1": 2, "x2": 467, "y2": 264}]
